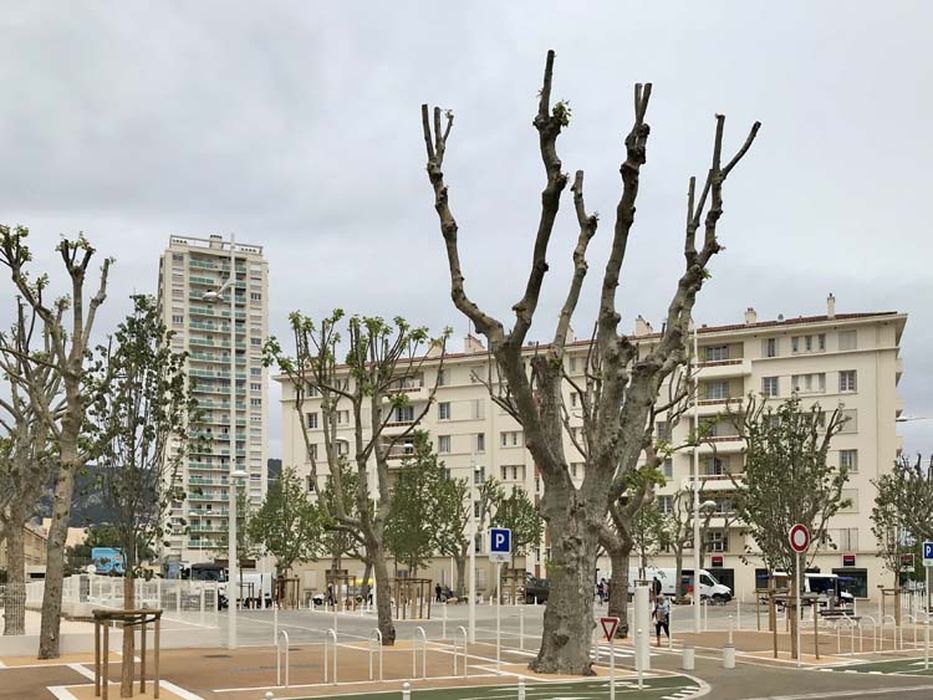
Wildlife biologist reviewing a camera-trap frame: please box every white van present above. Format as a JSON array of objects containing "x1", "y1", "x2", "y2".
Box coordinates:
[
  {"x1": 628, "y1": 566, "x2": 733, "y2": 602},
  {"x1": 770, "y1": 572, "x2": 854, "y2": 608}
]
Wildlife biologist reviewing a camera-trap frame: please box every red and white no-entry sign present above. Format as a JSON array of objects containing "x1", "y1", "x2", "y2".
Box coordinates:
[{"x1": 788, "y1": 523, "x2": 810, "y2": 553}]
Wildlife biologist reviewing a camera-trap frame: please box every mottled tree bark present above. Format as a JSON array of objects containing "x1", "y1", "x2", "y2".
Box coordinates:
[
  {"x1": 3, "y1": 516, "x2": 26, "y2": 636},
  {"x1": 421, "y1": 51, "x2": 759, "y2": 673}
]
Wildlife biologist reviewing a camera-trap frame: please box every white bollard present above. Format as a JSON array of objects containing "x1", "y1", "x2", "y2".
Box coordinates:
[
  {"x1": 519, "y1": 605, "x2": 525, "y2": 650},
  {"x1": 636, "y1": 628, "x2": 644, "y2": 690},
  {"x1": 703, "y1": 599, "x2": 709, "y2": 631},
  {"x1": 682, "y1": 644, "x2": 695, "y2": 671},
  {"x1": 518, "y1": 676, "x2": 526, "y2": 700},
  {"x1": 728, "y1": 614, "x2": 734, "y2": 645},
  {"x1": 265, "y1": 692, "x2": 274, "y2": 700},
  {"x1": 442, "y1": 603, "x2": 448, "y2": 640},
  {"x1": 274, "y1": 606, "x2": 278, "y2": 646},
  {"x1": 401, "y1": 681, "x2": 411, "y2": 700},
  {"x1": 723, "y1": 642, "x2": 736, "y2": 669}
]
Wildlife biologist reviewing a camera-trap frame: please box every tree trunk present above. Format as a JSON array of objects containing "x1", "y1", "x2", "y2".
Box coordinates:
[
  {"x1": 120, "y1": 574, "x2": 135, "y2": 698},
  {"x1": 38, "y1": 449, "x2": 78, "y2": 659},
  {"x1": 530, "y1": 507, "x2": 598, "y2": 675},
  {"x1": 3, "y1": 520, "x2": 26, "y2": 636},
  {"x1": 674, "y1": 547, "x2": 685, "y2": 605},
  {"x1": 454, "y1": 549, "x2": 466, "y2": 600},
  {"x1": 607, "y1": 546, "x2": 630, "y2": 638},
  {"x1": 370, "y1": 543, "x2": 396, "y2": 645},
  {"x1": 360, "y1": 559, "x2": 373, "y2": 603}
]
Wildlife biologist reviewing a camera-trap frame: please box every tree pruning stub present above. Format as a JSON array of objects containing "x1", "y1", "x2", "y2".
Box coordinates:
[{"x1": 789, "y1": 523, "x2": 810, "y2": 553}]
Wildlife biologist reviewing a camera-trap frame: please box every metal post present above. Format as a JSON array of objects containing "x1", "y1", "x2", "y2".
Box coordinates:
[
  {"x1": 519, "y1": 605, "x2": 525, "y2": 650},
  {"x1": 227, "y1": 233, "x2": 238, "y2": 650},
  {"x1": 402, "y1": 681, "x2": 411, "y2": 700},
  {"x1": 518, "y1": 676, "x2": 526, "y2": 700},
  {"x1": 442, "y1": 601, "x2": 447, "y2": 640},
  {"x1": 796, "y1": 551, "x2": 802, "y2": 667},
  {"x1": 737, "y1": 600, "x2": 742, "y2": 631},
  {"x1": 274, "y1": 605, "x2": 278, "y2": 646},
  {"x1": 609, "y1": 631, "x2": 615, "y2": 700},
  {"x1": 469, "y1": 470, "x2": 477, "y2": 644},
  {"x1": 728, "y1": 614, "x2": 734, "y2": 645},
  {"x1": 496, "y1": 561, "x2": 502, "y2": 670},
  {"x1": 691, "y1": 324, "x2": 701, "y2": 634}
]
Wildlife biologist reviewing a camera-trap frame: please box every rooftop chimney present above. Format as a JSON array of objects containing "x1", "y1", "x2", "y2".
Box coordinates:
[
  {"x1": 827, "y1": 293, "x2": 836, "y2": 319},
  {"x1": 634, "y1": 315, "x2": 651, "y2": 337},
  {"x1": 464, "y1": 334, "x2": 485, "y2": 354},
  {"x1": 744, "y1": 307, "x2": 757, "y2": 325}
]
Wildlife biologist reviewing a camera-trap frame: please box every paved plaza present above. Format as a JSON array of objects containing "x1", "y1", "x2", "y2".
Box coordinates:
[{"x1": 3, "y1": 602, "x2": 933, "y2": 698}]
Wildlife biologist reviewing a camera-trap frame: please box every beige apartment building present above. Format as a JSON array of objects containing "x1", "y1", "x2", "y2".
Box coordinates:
[
  {"x1": 157, "y1": 235, "x2": 269, "y2": 564},
  {"x1": 279, "y1": 297, "x2": 906, "y2": 601},
  {"x1": 0, "y1": 522, "x2": 48, "y2": 580}
]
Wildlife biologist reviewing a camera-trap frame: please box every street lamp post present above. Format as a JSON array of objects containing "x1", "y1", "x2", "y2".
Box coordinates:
[
  {"x1": 469, "y1": 462, "x2": 482, "y2": 644},
  {"x1": 692, "y1": 323, "x2": 702, "y2": 633},
  {"x1": 227, "y1": 468, "x2": 248, "y2": 648}
]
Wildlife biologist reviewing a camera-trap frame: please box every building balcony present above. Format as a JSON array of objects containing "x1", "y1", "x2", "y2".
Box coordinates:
[
  {"x1": 696, "y1": 436, "x2": 744, "y2": 453},
  {"x1": 697, "y1": 358, "x2": 752, "y2": 379}
]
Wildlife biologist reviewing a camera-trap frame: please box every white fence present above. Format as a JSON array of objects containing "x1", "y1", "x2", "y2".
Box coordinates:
[{"x1": 24, "y1": 574, "x2": 219, "y2": 622}]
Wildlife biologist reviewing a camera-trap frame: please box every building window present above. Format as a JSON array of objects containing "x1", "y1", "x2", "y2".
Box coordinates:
[
  {"x1": 568, "y1": 356, "x2": 577, "y2": 372},
  {"x1": 438, "y1": 402, "x2": 450, "y2": 420},
  {"x1": 662, "y1": 458, "x2": 673, "y2": 478},
  {"x1": 791, "y1": 373, "x2": 825, "y2": 394},
  {"x1": 839, "y1": 370, "x2": 857, "y2": 393},
  {"x1": 839, "y1": 330, "x2": 857, "y2": 350},
  {"x1": 761, "y1": 376, "x2": 779, "y2": 397},
  {"x1": 763, "y1": 337, "x2": 778, "y2": 358},
  {"x1": 470, "y1": 399, "x2": 485, "y2": 420},
  {"x1": 437, "y1": 435, "x2": 451, "y2": 453},
  {"x1": 437, "y1": 369, "x2": 447, "y2": 386},
  {"x1": 831, "y1": 568, "x2": 868, "y2": 599},
  {"x1": 306, "y1": 412, "x2": 318, "y2": 429},
  {"x1": 704, "y1": 530, "x2": 728, "y2": 553},
  {"x1": 704, "y1": 345, "x2": 729, "y2": 362},
  {"x1": 500, "y1": 430, "x2": 523, "y2": 447},
  {"x1": 656, "y1": 421, "x2": 672, "y2": 442},
  {"x1": 840, "y1": 449, "x2": 858, "y2": 472},
  {"x1": 474, "y1": 466, "x2": 485, "y2": 484},
  {"x1": 336, "y1": 410, "x2": 350, "y2": 425},
  {"x1": 171, "y1": 314, "x2": 184, "y2": 324},
  {"x1": 570, "y1": 391, "x2": 578, "y2": 407},
  {"x1": 839, "y1": 409, "x2": 858, "y2": 434},
  {"x1": 475, "y1": 433, "x2": 485, "y2": 452},
  {"x1": 395, "y1": 405, "x2": 415, "y2": 423},
  {"x1": 308, "y1": 443, "x2": 318, "y2": 460},
  {"x1": 706, "y1": 381, "x2": 729, "y2": 400},
  {"x1": 705, "y1": 457, "x2": 724, "y2": 476},
  {"x1": 830, "y1": 527, "x2": 859, "y2": 551},
  {"x1": 250, "y1": 292, "x2": 261, "y2": 301},
  {"x1": 658, "y1": 495, "x2": 673, "y2": 514}
]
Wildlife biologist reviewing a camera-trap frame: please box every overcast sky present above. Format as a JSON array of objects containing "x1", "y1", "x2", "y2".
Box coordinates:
[{"x1": 1, "y1": 1, "x2": 931, "y2": 457}]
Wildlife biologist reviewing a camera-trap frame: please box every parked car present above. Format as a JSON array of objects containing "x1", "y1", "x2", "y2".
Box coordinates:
[{"x1": 524, "y1": 574, "x2": 550, "y2": 604}]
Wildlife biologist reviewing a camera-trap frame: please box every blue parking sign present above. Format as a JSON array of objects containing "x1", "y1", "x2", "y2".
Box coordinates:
[
  {"x1": 489, "y1": 527, "x2": 511, "y2": 562},
  {"x1": 924, "y1": 541, "x2": 933, "y2": 567}
]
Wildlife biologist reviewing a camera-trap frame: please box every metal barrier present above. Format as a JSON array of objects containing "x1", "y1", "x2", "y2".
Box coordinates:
[
  {"x1": 369, "y1": 628, "x2": 383, "y2": 682},
  {"x1": 324, "y1": 628, "x2": 337, "y2": 685},
  {"x1": 860, "y1": 614, "x2": 877, "y2": 652},
  {"x1": 881, "y1": 614, "x2": 898, "y2": 651},
  {"x1": 454, "y1": 625, "x2": 468, "y2": 677},
  {"x1": 276, "y1": 630, "x2": 290, "y2": 688},
  {"x1": 413, "y1": 626, "x2": 427, "y2": 680}
]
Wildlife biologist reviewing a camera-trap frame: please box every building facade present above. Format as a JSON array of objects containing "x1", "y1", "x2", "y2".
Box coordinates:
[
  {"x1": 0, "y1": 522, "x2": 48, "y2": 580},
  {"x1": 279, "y1": 299, "x2": 906, "y2": 601},
  {"x1": 157, "y1": 234, "x2": 269, "y2": 564}
]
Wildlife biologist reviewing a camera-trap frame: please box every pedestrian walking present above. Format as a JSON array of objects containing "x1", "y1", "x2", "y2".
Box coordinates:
[{"x1": 653, "y1": 593, "x2": 670, "y2": 647}]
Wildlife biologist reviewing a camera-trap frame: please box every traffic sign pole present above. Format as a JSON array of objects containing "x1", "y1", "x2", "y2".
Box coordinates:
[
  {"x1": 610, "y1": 632, "x2": 615, "y2": 700},
  {"x1": 496, "y1": 561, "x2": 502, "y2": 671},
  {"x1": 797, "y1": 550, "x2": 802, "y2": 668}
]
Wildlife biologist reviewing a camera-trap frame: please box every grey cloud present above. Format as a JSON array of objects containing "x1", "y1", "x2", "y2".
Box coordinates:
[{"x1": 0, "y1": 1, "x2": 931, "y2": 458}]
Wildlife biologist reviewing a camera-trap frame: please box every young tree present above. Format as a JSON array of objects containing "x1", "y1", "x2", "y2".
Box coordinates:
[
  {"x1": 265, "y1": 310, "x2": 447, "y2": 645},
  {"x1": 89, "y1": 295, "x2": 192, "y2": 697},
  {"x1": 871, "y1": 455, "x2": 933, "y2": 617},
  {"x1": 730, "y1": 395, "x2": 848, "y2": 659},
  {"x1": 421, "y1": 51, "x2": 760, "y2": 673},
  {"x1": 316, "y1": 458, "x2": 369, "y2": 589},
  {"x1": 490, "y1": 485, "x2": 543, "y2": 560},
  {"x1": 0, "y1": 226, "x2": 113, "y2": 658},
  {"x1": 631, "y1": 498, "x2": 668, "y2": 580},
  {"x1": 386, "y1": 434, "x2": 439, "y2": 575},
  {"x1": 432, "y1": 471, "x2": 500, "y2": 600},
  {"x1": 0, "y1": 301, "x2": 60, "y2": 635},
  {"x1": 250, "y1": 466, "x2": 323, "y2": 579}
]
